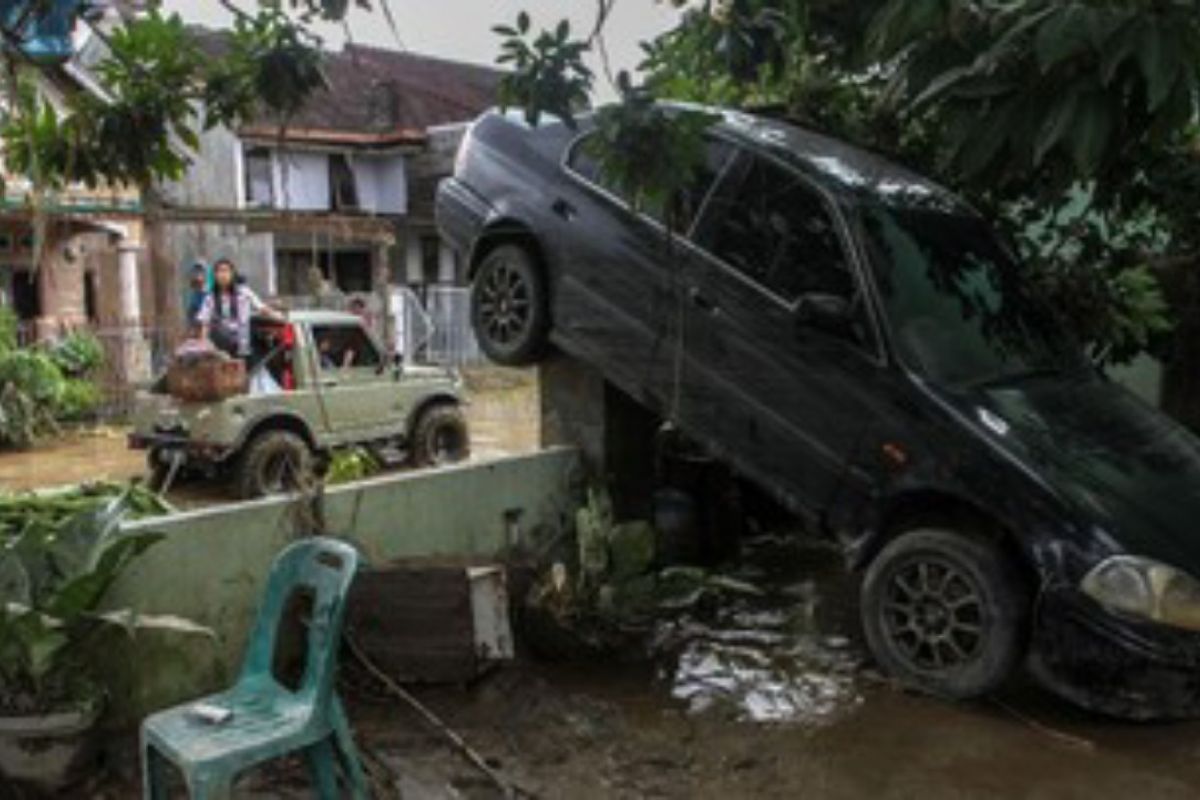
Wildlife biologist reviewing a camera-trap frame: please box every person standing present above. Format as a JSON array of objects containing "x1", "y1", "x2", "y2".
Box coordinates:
[
  {"x1": 196, "y1": 258, "x2": 283, "y2": 359},
  {"x1": 184, "y1": 261, "x2": 209, "y2": 330}
]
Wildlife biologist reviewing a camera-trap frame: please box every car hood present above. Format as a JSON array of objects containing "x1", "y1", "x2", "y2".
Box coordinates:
[{"x1": 950, "y1": 372, "x2": 1200, "y2": 572}]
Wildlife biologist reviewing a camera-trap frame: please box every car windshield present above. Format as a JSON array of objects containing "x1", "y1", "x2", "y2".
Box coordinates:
[{"x1": 859, "y1": 204, "x2": 1086, "y2": 388}]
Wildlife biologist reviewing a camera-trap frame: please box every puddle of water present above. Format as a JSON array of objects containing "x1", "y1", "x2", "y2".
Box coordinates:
[{"x1": 651, "y1": 535, "x2": 864, "y2": 726}]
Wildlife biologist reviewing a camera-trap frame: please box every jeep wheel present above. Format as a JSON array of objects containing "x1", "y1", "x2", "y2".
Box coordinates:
[
  {"x1": 860, "y1": 527, "x2": 1028, "y2": 700},
  {"x1": 471, "y1": 243, "x2": 549, "y2": 366},
  {"x1": 234, "y1": 430, "x2": 314, "y2": 499},
  {"x1": 411, "y1": 404, "x2": 470, "y2": 468}
]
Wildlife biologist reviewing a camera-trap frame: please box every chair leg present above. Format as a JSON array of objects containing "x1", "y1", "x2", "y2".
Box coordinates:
[
  {"x1": 187, "y1": 769, "x2": 234, "y2": 800},
  {"x1": 306, "y1": 738, "x2": 341, "y2": 800},
  {"x1": 141, "y1": 740, "x2": 169, "y2": 800},
  {"x1": 331, "y1": 695, "x2": 370, "y2": 799}
]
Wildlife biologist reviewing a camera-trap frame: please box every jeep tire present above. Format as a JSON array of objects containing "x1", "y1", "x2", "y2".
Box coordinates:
[
  {"x1": 234, "y1": 430, "x2": 314, "y2": 499},
  {"x1": 411, "y1": 403, "x2": 470, "y2": 468}
]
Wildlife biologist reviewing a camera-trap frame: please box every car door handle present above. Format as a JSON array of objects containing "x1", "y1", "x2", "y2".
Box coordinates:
[
  {"x1": 688, "y1": 287, "x2": 719, "y2": 316},
  {"x1": 551, "y1": 197, "x2": 577, "y2": 221}
]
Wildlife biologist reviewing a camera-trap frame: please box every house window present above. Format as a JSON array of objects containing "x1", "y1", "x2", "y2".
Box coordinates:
[
  {"x1": 329, "y1": 154, "x2": 359, "y2": 211},
  {"x1": 244, "y1": 146, "x2": 274, "y2": 207}
]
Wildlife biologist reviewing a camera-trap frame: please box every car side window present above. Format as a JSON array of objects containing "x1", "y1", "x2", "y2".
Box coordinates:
[
  {"x1": 695, "y1": 154, "x2": 855, "y2": 305},
  {"x1": 567, "y1": 133, "x2": 734, "y2": 232},
  {"x1": 312, "y1": 323, "x2": 381, "y2": 370}
]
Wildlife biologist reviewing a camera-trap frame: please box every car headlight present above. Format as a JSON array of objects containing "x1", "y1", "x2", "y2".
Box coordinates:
[{"x1": 1080, "y1": 556, "x2": 1200, "y2": 632}]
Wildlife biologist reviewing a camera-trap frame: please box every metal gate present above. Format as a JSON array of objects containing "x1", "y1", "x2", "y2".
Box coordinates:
[{"x1": 424, "y1": 285, "x2": 483, "y2": 366}]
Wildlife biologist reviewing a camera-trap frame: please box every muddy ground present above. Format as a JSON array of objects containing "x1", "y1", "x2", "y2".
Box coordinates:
[
  {"x1": 86, "y1": 536, "x2": 1200, "y2": 800},
  {"x1": 6, "y1": 369, "x2": 1200, "y2": 797}
]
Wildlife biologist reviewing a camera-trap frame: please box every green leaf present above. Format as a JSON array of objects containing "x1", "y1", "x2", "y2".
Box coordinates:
[
  {"x1": 1069, "y1": 92, "x2": 1114, "y2": 172},
  {"x1": 1136, "y1": 22, "x2": 1180, "y2": 111},
  {"x1": 1034, "y1": 89, "x2": 1079, "y2": 166},
  {"x1": 517, "y1": 11, "x2": 530, "y2": 34},
  {"x1": 1034, "y1": 5, "x2": 1092, "y2": 74}
]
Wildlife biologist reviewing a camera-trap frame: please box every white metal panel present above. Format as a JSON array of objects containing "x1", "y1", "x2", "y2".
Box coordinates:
[
  {"x1": 467, "y1": 566, "x2": 514, "y2": 662},
  {"x1": 351, "y1": 154, "x2": 408, "y2": 215},
  {"x1": 274, "y1": 150, "x2": 330, "y2": 211}
]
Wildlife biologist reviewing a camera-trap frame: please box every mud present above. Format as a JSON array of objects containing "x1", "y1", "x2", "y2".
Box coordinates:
[{"x1": 87, "y1": 536, "x2": 1200, "y2": 799}]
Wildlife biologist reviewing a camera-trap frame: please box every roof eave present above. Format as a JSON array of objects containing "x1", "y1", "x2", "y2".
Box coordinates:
[{"x1": 237, "y1": 125, "x2": 428, "y2": 150}]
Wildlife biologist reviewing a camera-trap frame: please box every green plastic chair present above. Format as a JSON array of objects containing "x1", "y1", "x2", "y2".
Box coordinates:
[{"x1": 141, "y1": 537, "x2": 368, "y2": 799}]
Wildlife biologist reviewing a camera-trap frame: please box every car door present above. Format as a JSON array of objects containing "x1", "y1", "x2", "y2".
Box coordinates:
[
  {"x1": 550, "y1": 133, "x2": 737, "y2": 409},
  {"x1": 309, "y1": 321, "x2": 396, "y2": 441},
  {"x1": 679, "y1": 150, "x2": 886, "y2": 519}
]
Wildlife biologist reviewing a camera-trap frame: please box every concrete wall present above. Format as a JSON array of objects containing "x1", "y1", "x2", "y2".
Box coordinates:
[{"x1": 101, "y1": 448, "x2": 581, "y2": 725}]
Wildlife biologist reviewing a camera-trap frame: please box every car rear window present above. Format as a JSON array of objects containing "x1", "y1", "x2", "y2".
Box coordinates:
[{"x1": 567, "y1": 133, "x2": 734, "y2": 232}]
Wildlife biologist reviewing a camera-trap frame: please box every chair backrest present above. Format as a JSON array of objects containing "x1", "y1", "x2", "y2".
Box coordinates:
[{"x1": 238, "y1": 537, "x2": 360, "y2": 707}]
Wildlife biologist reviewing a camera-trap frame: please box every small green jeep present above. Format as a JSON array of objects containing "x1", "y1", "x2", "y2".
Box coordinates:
[{"x1": 129, "y1": 310, "x2": 469, "y2": 498}]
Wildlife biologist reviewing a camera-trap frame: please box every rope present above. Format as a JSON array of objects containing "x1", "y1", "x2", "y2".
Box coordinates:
[{"x1": 343, "y1": 633, "x2": 534, "y2": 799}]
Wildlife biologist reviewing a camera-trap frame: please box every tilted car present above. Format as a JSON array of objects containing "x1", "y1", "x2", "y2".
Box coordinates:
[
  {"x1": 129, "y1": 310, "x2": 469, "y2": 498},
  {"x1": 437, "y1": 105, "x2": 1200, "y2": 717}
]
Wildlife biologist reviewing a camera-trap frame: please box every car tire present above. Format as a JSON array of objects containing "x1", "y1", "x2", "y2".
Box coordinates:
[
  {"x1": 471, "y1": 243, "x2": 550, "y2": 366},
  {"x1": 860, "y1": 527, "x2": 1028, "y2": 700},
  {"x1": 410, "y1": 403, "x2": 470, "y2": 468},
  {"x1": 234, "y1": 430, "x2": 315, "y2": 499}
]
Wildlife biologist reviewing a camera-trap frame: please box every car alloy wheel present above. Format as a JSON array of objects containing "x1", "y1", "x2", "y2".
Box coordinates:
[
  {"x1": 881, "y1": 555, "x2": 985, "y2": 672},
  {"x1": 860, "y1": 527, "x2": 1027, "y2": 699},
  {"x1": 478, "y1": 255, "x2": 532, "y2": 346}
]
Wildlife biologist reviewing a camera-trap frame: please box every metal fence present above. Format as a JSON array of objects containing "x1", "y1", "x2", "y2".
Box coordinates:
[
  {"x1": 424, "y1": 285, "x2": 484, "y2": 366},
  {"x1": 278, "y1": 285, "x2": 486, "y2": 368}
]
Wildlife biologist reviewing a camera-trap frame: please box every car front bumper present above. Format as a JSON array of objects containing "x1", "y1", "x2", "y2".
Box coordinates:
[
  {"x1": 128, "y1": 432, "x2": 232, "y2": 463},
  {"x1": 1029, "y1": 587, "x2": 1200, "y2": 720}
]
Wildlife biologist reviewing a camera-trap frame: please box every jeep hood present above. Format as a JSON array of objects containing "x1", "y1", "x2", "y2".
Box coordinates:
[{"x1": 956, "y1": 373, "x2": 1200, "y2": 572}]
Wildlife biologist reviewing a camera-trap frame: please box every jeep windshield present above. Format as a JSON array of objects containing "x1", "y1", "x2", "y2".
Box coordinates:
[{"x1": 859, "y1": 203, "x2": 1087, "y2": 388}]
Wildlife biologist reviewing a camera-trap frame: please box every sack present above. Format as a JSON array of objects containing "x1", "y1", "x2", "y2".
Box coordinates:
[
  {"x1": 167, "y1": 354, "x2": 246, "y2": 402},
  {"x1": 248, "y1": 366, "x2": 282, "y2": 396}
]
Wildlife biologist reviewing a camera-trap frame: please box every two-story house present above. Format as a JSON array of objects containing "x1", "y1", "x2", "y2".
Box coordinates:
[{"x1": 157, "y1": 31, "x2": 502, "y2": 320}]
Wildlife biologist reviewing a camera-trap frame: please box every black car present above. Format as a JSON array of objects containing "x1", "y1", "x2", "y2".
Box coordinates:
[{"x1": 437, "y1": 105, "x2": 1200, "y2": 718}]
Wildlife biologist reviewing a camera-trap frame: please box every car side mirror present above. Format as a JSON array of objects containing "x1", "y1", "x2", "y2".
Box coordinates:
[{"x1": 796, "y1": 292, "x2": 853, "y2": 336}]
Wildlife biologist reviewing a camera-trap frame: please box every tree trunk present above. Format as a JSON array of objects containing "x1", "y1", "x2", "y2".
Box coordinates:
[{"x1": 143, "y1": 187, "x2": 182, "y2": 349}]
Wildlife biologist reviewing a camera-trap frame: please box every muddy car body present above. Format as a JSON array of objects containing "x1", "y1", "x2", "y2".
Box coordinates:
[
  {"x1": 437, "y1": 105, "x2": 1200, "y2": 717},
  {"x1": 129, "y1": 310, "x2": 469, "y2": 498}
]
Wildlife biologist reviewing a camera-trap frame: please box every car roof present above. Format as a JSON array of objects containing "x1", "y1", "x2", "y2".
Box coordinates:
[
  {"x1": 682, "y1": 104, "x2": 972, "y2": 213},
  {"x1": 520, "y1": 102, "x2": 971, "y2": 214}
]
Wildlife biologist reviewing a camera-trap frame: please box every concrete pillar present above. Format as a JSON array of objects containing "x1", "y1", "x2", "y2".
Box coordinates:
[
  {"x1": 539, "y1": 354, "x2": 660, "y2": 519},
  {"x1": 118, "y1": 242, "x2": 142, "y2": 326},
  {"x1": 116, "y1": 241, "x2": 152, "y2": 393},
  {"x1": 405, "y1": 235, "x2": 422, "y2": 285},
  {"x1": 437, "y1": 241, "x2": 456, "y2": 284}
]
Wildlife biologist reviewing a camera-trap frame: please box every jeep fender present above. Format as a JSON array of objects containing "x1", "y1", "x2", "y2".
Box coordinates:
[{"x1": 230, "y1": 412, "x2": 318, "y2": 457}]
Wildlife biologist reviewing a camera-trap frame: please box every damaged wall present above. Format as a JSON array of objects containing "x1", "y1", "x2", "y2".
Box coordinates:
[{"x1": 100, "y1": 448, "x2": 581, "y2": 726}]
